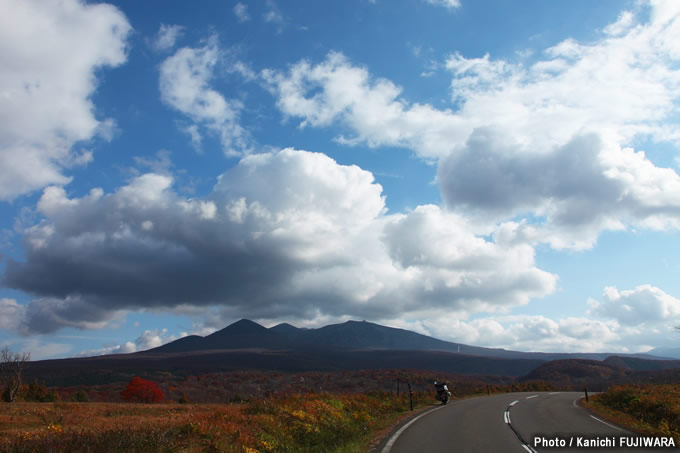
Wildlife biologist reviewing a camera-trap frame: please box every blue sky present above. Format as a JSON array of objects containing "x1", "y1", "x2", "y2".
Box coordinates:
[{"x1": 2, "y1": 0, "x2": 680, "y2": 359}]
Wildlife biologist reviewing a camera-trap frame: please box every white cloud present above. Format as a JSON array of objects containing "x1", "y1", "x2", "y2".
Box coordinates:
[
  {"x1": 159, "y1": 38, "x2": 252, "y2": 155},
  {"x1": 135, "y1": 328, "x2": 168, "y2": 350},
  {"x1": 603, "y1": 11, "x2": 635, "y2": 36},
  {"x1": 0, "y1": 0, "x2": 131, "y2": 201},
  {"x1": 76, "y1": 342, "x2": 135, "y2": 357},
  {"x1": 262, "y1": 52, "x2": 464, "y2": 159},
  {"x1": 439, "y1": 132, "x2": 680, "y2": 250},
  {"x1": 263, "y1": 0, "x2": 284, "y2": 25},
  {"x1": 442, "y1": 9, "x2": 680, "y2": 151},
  {"x1": 233, "y1": 2, "x2": 250, "y2": 23},
  {"x1": 264, "y1": 2, "x2": 680, "y2": 250},
  {"x1": 424, "y1": 0, "x2": 460, "y2": 10},
  {"x1": 181, "y1": 124, "x2": 203, "y2": 152},
  {"x1": 18, "y1": 339, "x2": 71, "y2": 361},
  {"x1": 228, "y1": 60, "x2": 257, "y2": 82},
  {"x1": 76, "y1": 328, "x2": 182, "y2": 357},
  {"x1": 589, "y1": 285, "x2": 680, "y2": 326},
  {"x1": 150, "y1": 24, "x2": 184, "y2": 52},
  {"x1": 4, "y1": 149, "x2": 556, "y2": 334},
  {"x1": 379, "y1": 284, "x2": 680, "y2": 354},
  {"x1": 0, "y1": 299, "x2": 24, "y2": 330},
  {"x1": 387, "y1": 313, "x2": 644, "y2": 354}
]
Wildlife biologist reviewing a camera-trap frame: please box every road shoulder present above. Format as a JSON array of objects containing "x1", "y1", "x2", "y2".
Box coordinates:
[{"x1": 368, "y1": 403, "x2": 442, "y2": 452}]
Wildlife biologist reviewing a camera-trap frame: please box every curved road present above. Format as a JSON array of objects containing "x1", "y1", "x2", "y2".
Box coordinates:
[{"x1": 380, "y1": 392, "x2": 677, "y2": 452}]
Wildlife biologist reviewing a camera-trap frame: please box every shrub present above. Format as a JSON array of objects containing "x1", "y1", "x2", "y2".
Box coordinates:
[
  {"x1": 121, "y1": 377, "x2": 164, "y2": 403},
  {"x1": 70, "y1": 389, "x2": 90, "y2": 402},
  {"x1": 592, "y1": 384, "x2": 680, "y2": 441}
]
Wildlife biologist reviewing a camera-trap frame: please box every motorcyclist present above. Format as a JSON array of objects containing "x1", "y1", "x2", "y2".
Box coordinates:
[{"x1": 434, "y1": 380, "x2": 451, "y2": 404}]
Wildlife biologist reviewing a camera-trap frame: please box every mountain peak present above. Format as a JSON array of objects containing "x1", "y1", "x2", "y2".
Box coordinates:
[
  {"x1": 269, "y1": 322, "x2": 301, "y2": 333},
  {"x1": 208, "y1": 319, "x2": 268, "y2": 337}
]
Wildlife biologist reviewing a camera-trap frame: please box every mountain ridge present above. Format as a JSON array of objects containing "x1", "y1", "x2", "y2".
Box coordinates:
[{"x1": 146, "y1": 318, "x2": 661, "y2": 363}]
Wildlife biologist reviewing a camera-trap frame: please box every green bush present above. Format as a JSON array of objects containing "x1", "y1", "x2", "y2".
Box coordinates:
[{"x1": 70, "y1": 390, "x2": 90, "y2": 402}]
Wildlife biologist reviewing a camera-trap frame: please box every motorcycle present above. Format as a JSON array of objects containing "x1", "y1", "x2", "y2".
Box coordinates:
[{"x1": 434, "y1": 381, "x2": 451, "y2": 405}]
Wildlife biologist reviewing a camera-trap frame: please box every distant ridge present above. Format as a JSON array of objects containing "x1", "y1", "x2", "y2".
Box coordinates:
[
  {"x1": 147, "y1": 319, "x2": 662, "y2": 363},
  {"x1": 269, "y1": 323, "x2": 303, "y2": 334},
  {"x1": 20, "y1": 319, "x2": 678, "y2": 388},
  {"x1": 648, "y1": 346, "x2": 680, "y2": 360}
]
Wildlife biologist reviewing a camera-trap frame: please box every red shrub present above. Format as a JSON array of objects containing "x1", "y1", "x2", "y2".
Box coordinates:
[{"x1": 121, "y1": 377, "x2": 164, "y2": 403}]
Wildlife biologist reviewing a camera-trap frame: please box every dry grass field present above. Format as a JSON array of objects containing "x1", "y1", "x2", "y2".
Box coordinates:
[
  {"x1": 0, "y1": 368, "x2": 557, "y2": 452},
  {"x1": 0, "y1": 391, "x2": 433, "y2": 452}
]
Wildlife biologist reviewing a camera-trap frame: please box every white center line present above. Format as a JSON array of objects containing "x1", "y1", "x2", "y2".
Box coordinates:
[
  {"x1": 525, "y1": 395, "x2": 538, "y2": 399},
  {"x1": 510, "y1": 400, "x2": 519, "y2": 406}
]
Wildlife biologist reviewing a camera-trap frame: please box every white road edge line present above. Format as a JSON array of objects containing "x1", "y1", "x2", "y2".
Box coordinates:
[
  {"x1": 382, "y1": 405, "x2": 449, "y2": 453},
  {"x1": 525, "y1": 395, "x2": 538, "y2": 399},
  {"x1": 590, "y1": 415, "x2": 623, "y2": 431}
]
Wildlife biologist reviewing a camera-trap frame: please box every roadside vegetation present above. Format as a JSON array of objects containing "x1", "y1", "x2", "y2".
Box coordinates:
[
  {"x1": 584, "y1": 384, "x2": 680, "y2": 443},
  {"x1": 0, "y1": 370, "x2": 556, "y2": 452},
  {"x1": 0, "y1": 392, "x2": 433, "y2": 452}
]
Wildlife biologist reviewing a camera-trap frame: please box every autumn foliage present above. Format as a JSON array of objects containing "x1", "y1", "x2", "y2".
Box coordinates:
[
  {"x1": 120, "y1": 377, "x2": 164, "y2": 403},
  {"x1": 587, "y1": 384, "x2": 680, "y2": 442}
]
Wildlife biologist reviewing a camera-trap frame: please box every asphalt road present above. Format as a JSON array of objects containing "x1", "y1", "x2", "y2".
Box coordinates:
[{"x1": 380, "y1": 392, "x2": 678, "y2": 452}]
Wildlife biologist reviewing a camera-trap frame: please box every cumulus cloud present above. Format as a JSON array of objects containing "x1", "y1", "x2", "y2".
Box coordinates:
[
  {"x1": 382, "y1": 284, "x2": 680, "y2": 353},
  {"x1": 263, "y1": 2, "x2": 680, "y2": 249},
  {"x1": 589, "y1": 285, "x2": 680, "y2": 326},
  {"x1": 76, "y1": 328, "x2": 181, "y2": 357},
  {"x1": 159, "y1": 37, "x2": 251, "y2": 155},
  {"x1": 262, "y1": 51, "x2": 465, "y2": 159},
  {"x1": 2, "y1": 149, "x2": 555, "y2": 334},
  {"x1": 150, "y1": 24, "x2": 184, "y2": 52},
  {"x1": 0, "y1": 0, "x2": 131, "y2": 201},
  {"x1": 387, "y1": 313, "x2": 644, "y2": 354},
  {"x1": 439, "y1": 131, "x2": 680, "y2": 249}
]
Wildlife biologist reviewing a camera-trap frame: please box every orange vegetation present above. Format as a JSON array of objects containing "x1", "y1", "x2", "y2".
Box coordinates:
[
  {"x1": 585, "y1": 384, "x2": 680, "y2": 443},
  {"x1": 0, "y1": 391, "x2": 432, "y2": 452}
]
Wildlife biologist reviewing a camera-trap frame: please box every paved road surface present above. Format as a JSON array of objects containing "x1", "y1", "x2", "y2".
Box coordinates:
[{"x1": 381, "y1": 392, "x2": 677, "y2": 452}]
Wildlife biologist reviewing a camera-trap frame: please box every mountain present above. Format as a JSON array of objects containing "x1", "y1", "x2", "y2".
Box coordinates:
[
  {"x1": 147, "y1": 319, "x2": 662, "y2": 363},
  {"x1": 148, "y1": 319, "x2": 487, "y2": 354},
  {"x1": 518, "y1": 356, "x2": 680, "y2": 389},
  {"x1": 647, "y1": 346, "x2": 680, "y2": 359},
  {"x1": 25, "y1": 347, "x2": 546, "y2": 387},
  {"x1": 603, "y1": 355, "x2": 680, "y2": 372},
  {"x1": 21, "y1": 319, "x2": 680, "y2": 388},
  {"x1": 269, "y1": 323, "x2": 305, "y2": 334}
]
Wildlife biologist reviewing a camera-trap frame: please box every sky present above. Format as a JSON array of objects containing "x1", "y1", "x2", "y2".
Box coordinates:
[{"x1": 2, "y1": 0, "x2": 680, "y2": 360}]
